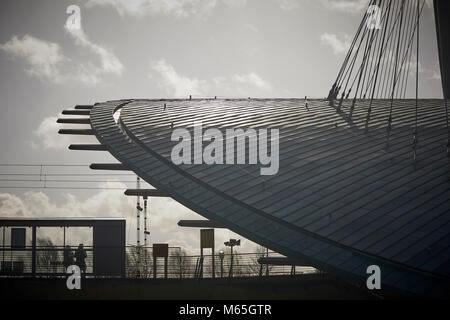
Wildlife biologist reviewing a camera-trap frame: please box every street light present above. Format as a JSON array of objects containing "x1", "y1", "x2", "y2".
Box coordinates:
[
  {"x1": 219, "y1": 250, "x2": 224, "y2": 278},
  {"x1": 224, "y1": 239, "x2": 240, "y2": 278}
]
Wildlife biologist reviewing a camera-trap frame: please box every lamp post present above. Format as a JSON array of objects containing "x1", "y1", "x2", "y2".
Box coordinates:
[
  {"x1": 219, "y1": 250, "x2": 224, "y2": 278},
  {"x1": 224, "y1": 239, "x2": 240, "y2": 278}
]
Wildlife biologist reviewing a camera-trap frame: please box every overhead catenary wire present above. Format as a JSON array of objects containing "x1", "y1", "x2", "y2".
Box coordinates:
[
  {"x1": 0, "y1": 164, "x2": 90, "y2": 167},
  {"x1": 0, "y1": 164, "x2": 138, "y2": 177},
  {"x1": 0, "y1": 186, "x2": 129, "y2": 190},
  {"x1": 0, "y1": 163, "x2": 150, "y2": 190},
  {"x1": 0, "y1": 179, "x2": 144, "y2": 183},
  {"x1": 0, "y1": 173, "x2": 136, "y2": 176}
]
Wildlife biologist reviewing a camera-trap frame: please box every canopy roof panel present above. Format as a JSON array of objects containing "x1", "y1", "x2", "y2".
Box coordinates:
[{"x1": 65, "y1": 98, "x2": 450, "y2": 297}]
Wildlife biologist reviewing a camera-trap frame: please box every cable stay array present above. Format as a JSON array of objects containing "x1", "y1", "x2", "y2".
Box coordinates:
[{"x1": 327, "y1": 0, "x2": 450, "y2": 167}]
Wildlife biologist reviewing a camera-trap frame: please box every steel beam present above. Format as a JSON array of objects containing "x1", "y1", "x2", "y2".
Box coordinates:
[
  {"x1": 74, "y1": 105, "x2": 93, "y2": 110},
  {"x1": 58, "y1": 129, "x2": 94, "y2": 135},
  {"x1": 57, "y1": 118, "x2": 91, "y2": 124},
  {"x1": 257, "y1": 257, "x2": 309, "y2": 266},
  {"x1": 62, "y1": 110, "x2": 91, "y2": 116},
  {"x1": 90, "y1": 163, "x2": 130, "y2": 171},
  {"x1": 69, "y1": 144, "x2": 107, "y2": 151},
  {"x1": 177, "y1": 220, "x2": 225, "y2": 228},
  {"x1": 124, "y1": 189, "x2": 170, "y2": 197}
]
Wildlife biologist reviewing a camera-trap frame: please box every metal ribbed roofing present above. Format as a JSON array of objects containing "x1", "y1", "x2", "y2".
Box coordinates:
[{"x1": 68, "y1": 98, "x2": 449, "y2": 297}]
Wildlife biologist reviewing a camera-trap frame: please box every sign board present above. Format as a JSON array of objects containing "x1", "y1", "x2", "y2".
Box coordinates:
[
  {"x1": 11, "y1": 228, "x2": 26, "y2": 249},
  {"x1": 93, "y1": 223, "x2": 126, "y2": 277},
  {"x1": 153, "y1": 243, "x2": 169, "y2": 258},
  {"x1": 200, "y1": 229, "x2": 214, "y2": 249}
]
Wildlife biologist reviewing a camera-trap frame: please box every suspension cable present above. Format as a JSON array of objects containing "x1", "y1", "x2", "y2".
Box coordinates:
[
  {"x1": 329, "y1": 0, "x2": 376, "y2": 100},
  {"x1": 385, "y1": 0, "x2": 406, "y2": 150},
  {"x1": 396, "y1": 0, "x2": 415, "y2": 98},
  {"x1": 414, "y1": 0, "x2": 420, "y2": 166},
  {"x1": 365, "y1": 0, "x2": 393, "y2": 133}
]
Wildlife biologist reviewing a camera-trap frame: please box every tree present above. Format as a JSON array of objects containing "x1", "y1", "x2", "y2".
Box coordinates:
[
  {"x1": 247, "y1": 245, "x2": 273, "y2": 277},
  {"x1": 36, "y1": 237, "x2": 61, "y2": 276},
  {"x1": 126, "y1": 246, "x2": 153, "y2": 278},
  {"x1": 170, "y1": 249, "x2": 192, "y2": 279}
]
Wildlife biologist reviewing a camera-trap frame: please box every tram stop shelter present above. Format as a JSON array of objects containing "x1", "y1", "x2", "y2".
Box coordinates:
[{"x1": 0, "y1": 218, "x2": 126, "y2": 278}]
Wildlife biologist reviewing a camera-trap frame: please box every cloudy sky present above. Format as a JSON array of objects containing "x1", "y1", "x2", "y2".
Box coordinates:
[{"x1": 0, "y1": 0, "x2": 443, "y2": 254}]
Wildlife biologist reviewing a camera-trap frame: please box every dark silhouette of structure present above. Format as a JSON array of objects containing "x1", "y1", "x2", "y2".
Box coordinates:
[
  {"x1": 434, "y1": 0, "x2": 450, "y2": 100},
  {"x1": 55, "y1": 1, "x2": 450, "y2": 298},
  {"x1": 0, "y1": 218, "x2": 126, "y2": 277}
]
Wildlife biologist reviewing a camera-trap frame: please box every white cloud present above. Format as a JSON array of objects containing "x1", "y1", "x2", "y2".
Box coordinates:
[
  {"x1": 85, "y1": 0, "x2": 247, "y2": 18},
  {"x1": 0, "y1": 188, "x2": 257, "y2": 254},
  {"x1": 0, "y1": 186, "x2": 134, "y2": 246},
  {"x1": 151, "y1": 59, "x2": 204, "y2": 98},
  {"x1": 0, "y1": 35, "x2": 66, "y2": 83},
  {"x1": 276, "y1": 0, "x2": 300, "y2": 11},
  {"x1": 319, "y1": 0, "x2": 431, "y2": 15},
  {"x1": 0, "y1": 193, "x2": 28, "y2": 217},
  {"x1": 64, "y1": 10, "x2": 124, "y2": 84},
  {"x1": 33, "y1": 115, "x2": 97, "y2": 150},
  {"x1": 232, "y1": 72, "x2": 272, "y2": 91},
  {"x1": 222, "y1": 0, "x2": 247, "y2": 7},
  {"x1": 150, "y1": 59, "x2": 274, "y2": 98},
  {"x1": 247, "y1": 23, "x2": 259, "y2": 33},
  {"x1": 34, "y1": 116, "x2": 70, "y2": 150},
  {"x1": 0, "y1": 11, "x2": 124, "y2": 86},
  {"x1": 274, "y1": 0, "x2": 368, "y2": 13},
  {"x1": 320, "y1": 0, "x2": 369, "y2": 14},
  {"x1": 320, "y1": 32, "x2": 351, "y2": 55}
]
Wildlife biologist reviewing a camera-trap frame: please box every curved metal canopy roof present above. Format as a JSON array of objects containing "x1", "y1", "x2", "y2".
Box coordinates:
[{"x1": 59, "y1": 98, "x2": 450, "y2": 297}]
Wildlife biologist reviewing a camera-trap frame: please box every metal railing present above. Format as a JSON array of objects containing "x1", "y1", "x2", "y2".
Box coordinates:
[
  {"x1": 0, "y1": 246, "x2": 94, "y2": 276},
  {"x1": 0, "y1": 246, "x2": 317, "y2": 279}
]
